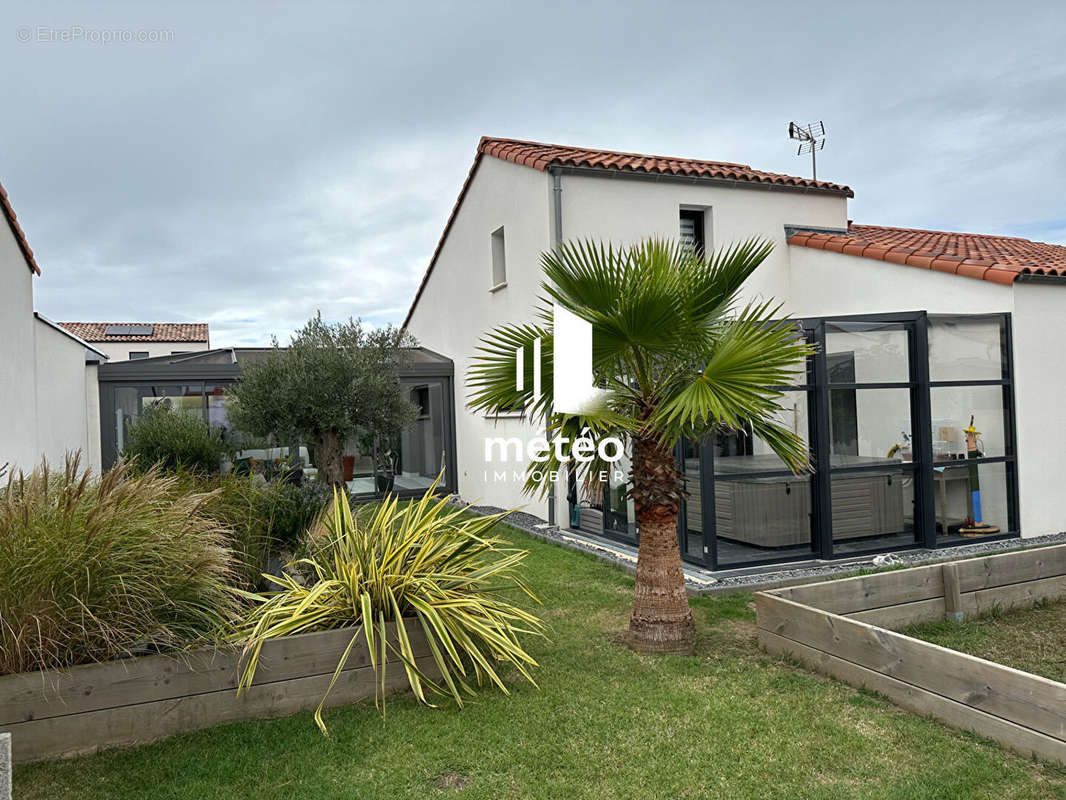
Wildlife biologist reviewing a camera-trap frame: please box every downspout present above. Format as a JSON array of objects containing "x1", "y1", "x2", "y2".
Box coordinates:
[
  {"x1": 552, "y1": 168, "x2": 563, "y2": 248},
  {"x1": 547, "y1": 168, "x2": 563, "y2": 525}
]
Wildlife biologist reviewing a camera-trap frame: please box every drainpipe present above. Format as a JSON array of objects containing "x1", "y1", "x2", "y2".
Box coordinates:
[
  {"x1": 547, "y1": 168, "x2": 563, "y2": 525},
  {"x1": 552, "y1": 168, "x2": 563, "y2": 248}
]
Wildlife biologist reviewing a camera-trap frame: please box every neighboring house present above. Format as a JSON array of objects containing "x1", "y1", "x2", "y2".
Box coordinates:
[
  {"x1": 58, "y1": 322, "x2": 210, "y2": 361},
  {"x1": 0, "y1": 183, "x2": 107, "y2": 475},
  {"x1": 404, "y1": 136, "x2": 1066, "y2": 571}
]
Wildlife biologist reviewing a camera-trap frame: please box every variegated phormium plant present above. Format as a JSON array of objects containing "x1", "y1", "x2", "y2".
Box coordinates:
[{"x1": 231, "y1": 480, "x2": 544, "y2": 734}]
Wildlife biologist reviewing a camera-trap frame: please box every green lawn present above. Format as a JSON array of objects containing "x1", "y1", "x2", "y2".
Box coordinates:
[
  {"x1": 906, "y1": 599, "x2": 1066, "y2": 684},
  {"x1": 17, "y1": 525, "x2": 1066, "y2": 800}
]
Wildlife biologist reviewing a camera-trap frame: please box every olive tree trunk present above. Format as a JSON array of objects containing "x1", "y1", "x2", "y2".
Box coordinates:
[
  {"x1": 315, "y1": 429, "x2": 345, "y2": 486},
  {"x1": 626, "y1": 435, "x2": 694, "y2": 654}
]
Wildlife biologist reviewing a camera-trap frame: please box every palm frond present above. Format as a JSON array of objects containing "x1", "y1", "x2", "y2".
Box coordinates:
[{"x1": 467, "y1": 323, "x2": 553, "y2": 419}]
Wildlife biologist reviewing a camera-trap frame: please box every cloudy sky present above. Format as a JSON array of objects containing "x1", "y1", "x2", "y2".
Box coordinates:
[{"x1": 3, "y1": 0, "x2": 1063, "y2": 347}]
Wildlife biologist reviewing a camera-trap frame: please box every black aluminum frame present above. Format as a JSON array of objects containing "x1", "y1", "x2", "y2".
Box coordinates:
[{"x1": 676, "y1": 310, "x2": 1019, "y2": 570}]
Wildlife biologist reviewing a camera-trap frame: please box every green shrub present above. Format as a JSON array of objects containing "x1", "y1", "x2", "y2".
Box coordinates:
[
  {"x1": 125, "y1": 404, "x2": 227, "y2": 474},
  {"x1": 203, "y1": 475, "x2": 329, "y2": 590},
  {"x1": 0, "y1": 455, "x2": 239, "y2": 675},
  {"x1": 232, "y1": 482, "x2": 545, "y2": 734}
]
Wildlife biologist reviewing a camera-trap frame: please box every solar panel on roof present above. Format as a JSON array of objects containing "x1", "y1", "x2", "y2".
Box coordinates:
[{"x1": 104, "y1": 324, "x2": 154, "y2": 337}]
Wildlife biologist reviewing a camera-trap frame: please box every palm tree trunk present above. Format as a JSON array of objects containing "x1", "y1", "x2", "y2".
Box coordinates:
[{"x1": 626, "y1": 436, "x2": 694, "y2": 654}]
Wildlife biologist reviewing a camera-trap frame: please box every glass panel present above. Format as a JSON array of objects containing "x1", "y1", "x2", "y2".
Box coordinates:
[
  {"x1": 831, "y1": 466, "x2": 917, "y2": 554},
  {"x1": 778, "y1": 329, "x2": 813, "y2": 388},
  {"x1": 680, "y1": 439, "x2": 703, "y2": 560},
  {"x1": 714, "y1": 474, "x2": 814, "y2": 565},
  {"x1": 928, "y1": 316, "x2": 1006, "y2": 382},
  {"x1": 825, "y1": 322, "x2": 910, "y2": 384},
  {"x1": 930, "y1": 385, "x2": 1008, "y2": 460},
  {"x1": 570, "y1": 448, "x2": 636, "y2": 545},
  {"x1": 714, "y1": 391, "x2": 810, "y2": 475},
  {"x1": 934, "y1": 461, "x2": 1010, "y2": 542},
  {"x1": 113, "y1": 387, "x2": 139, "y2": 455},
  {"x1": 603, "y1": 455, "x2": 636, "y2": 543},
  {"x1": 343, "y1": 436, "x2": 378, "y2": 496},
  {"x1": 204, "y1": 384, "x2": 230, "y2": 430},
  {"x1": 396, "y1": 381, "x2": 445, "y2": 491},
  {"x1": 140, "y1": 384, "x2": 204, "y2": 419},
  {"x1": 828, "y1": 388, "x2": 912, "y2": 467},
  {"x1": 113, "y1": 384, "x2": 206, "y2": 457}
]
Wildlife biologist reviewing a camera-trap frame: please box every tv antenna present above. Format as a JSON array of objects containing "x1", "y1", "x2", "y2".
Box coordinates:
[{"x1": 788, "y1": 121, "x2": 825, "y2": 180}]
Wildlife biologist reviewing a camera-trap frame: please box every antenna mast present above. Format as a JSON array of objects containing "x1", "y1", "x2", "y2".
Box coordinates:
[{"x1": 788, "y1": 121, "x2": 826, "y2": 180}]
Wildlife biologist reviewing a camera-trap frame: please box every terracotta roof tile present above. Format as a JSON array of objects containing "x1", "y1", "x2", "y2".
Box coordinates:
[
  {"x1": 0, "y1": 181, "x2": 40, "y2": 275},
  {"x1": 403, "y1": 137, "x2": 853, "y2": 327},
  {"x1": 478, "y1": 137, "x2": 853, "y2": 195},
  {"x1": 57, "y1": 322, "x2": 210, "y2": 343},
  {"x1": 788, "y1": 223, "x2": 1066, "y2": 286}
]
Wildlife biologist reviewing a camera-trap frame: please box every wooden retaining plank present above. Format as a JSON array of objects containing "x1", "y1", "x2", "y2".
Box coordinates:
[
  {"x1": 0, "y1": 623, "x2": 431, "y2": 727},
  {"x1": 846, "y1": 597, "x2": 948, "y2": 630},
  {"x1": 759, "y1": 629, "x2": 1066, "y2": 765},
  {"x1": 955, "y1": 545, "x2": 1066, "y2": 593},
  {"x1": 7, "y1": 654, "x2": 439, "y2": 763},
  {"x1": 773, "y1": 562, "x2": 945, "y2": 615},
  {"x1": 774, "y1": 544, "x2": 1066, "y2": 617},
  {"x1": 845, "y1": 575, "x2": 1066, "y2": 631},
  {"x1": 756, "y1": 592, "x2": 1066, "y2": 741},
  {"x1": 972, "y1": 575, "x2": 1066, "y2": 615}
]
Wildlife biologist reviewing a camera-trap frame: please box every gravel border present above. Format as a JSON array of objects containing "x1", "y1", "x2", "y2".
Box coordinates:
[{"x1": 461, "y1": 500, "x2": 1066, "y2": 595}]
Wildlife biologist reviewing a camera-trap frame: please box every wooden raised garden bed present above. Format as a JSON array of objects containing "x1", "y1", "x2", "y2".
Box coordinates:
[
  {"x1": 1, "y1": 623, "x2": 436, "y2": 763},
  {"x1": 756, "y1": 544, "x2": 1066, "y2": 765}
]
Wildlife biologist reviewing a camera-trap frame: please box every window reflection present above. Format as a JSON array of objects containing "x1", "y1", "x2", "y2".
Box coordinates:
[
  {"x1": 934, "y1": 461, "x2": 1009, "y2": 540},
  {"x1": 931, "y1": 386, "x2": 1008, "y2": 460},
  {"x1": 830, "y1": 467, "x2": 917, "y2": 553},
  {"x1": 714, "y1": 475, "x2": 814, "y2": 564},
  {"x1": 929, "y1": 317, "x2": 1005, "y2": 382},
  {"x1": 825, "y1": 322, "x2": 909, "y2": 383}
]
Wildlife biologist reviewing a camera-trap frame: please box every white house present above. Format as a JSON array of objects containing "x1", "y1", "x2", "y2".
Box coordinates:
[
  {"x1": 404, "y1": 136, "x2": 1066, "y2": 570},
  {"x1": 58, "y1": 322, "x2": 210, "y2": 362},
  {"x1": 0, "y1": 183, "x2": 106, "y2": 475}
]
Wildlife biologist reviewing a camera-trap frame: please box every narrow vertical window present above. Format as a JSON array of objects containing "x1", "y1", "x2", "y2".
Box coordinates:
[
  {"x1": 679, "y1": 209, "x2": 706, "y2": 255},
  {"x1": 490, "y1": 226, "x2": 507, "y2": 288}
]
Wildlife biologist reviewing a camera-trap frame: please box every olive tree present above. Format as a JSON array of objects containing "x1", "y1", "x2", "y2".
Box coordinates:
[{"x1": 226, "y1": 314, "x2": 418, "y2": 485}]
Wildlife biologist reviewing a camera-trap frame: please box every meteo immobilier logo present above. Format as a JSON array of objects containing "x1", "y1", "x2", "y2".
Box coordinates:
[{"x1": 483, "y1": 304, "x2": 625, "y2": 485}]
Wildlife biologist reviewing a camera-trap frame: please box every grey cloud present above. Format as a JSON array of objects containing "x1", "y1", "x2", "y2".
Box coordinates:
[{"x1": 1, "y1": 0, "x2": 1061, "y2": 346}]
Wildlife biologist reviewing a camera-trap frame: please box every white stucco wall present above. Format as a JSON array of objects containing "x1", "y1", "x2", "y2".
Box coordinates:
[
  {"x1": 406, "y1": 155, "x2": 553, "y2": 512},
  {"x1": 561, "y1": 174, "x2": 848, "y2": 311},
  {"x1": 90, "y1": 340, "x2": 209, "y2": 362},
  {"x1": 1010, "y1": 281, "x2": 1066, "y2": 537},
  {"x1": 0, "y1": 221, "x2": 40, "y2": 473},
  {"x1": 33, "y1": 318, "x2": 101, "y2": 472},
  {"x1": 788, "y1": 246, "x2": 1012, "y2": 317}
]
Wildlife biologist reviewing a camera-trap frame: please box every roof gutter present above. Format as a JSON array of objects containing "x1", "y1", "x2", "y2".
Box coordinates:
[{"x1": 1014, "y1": 273, "x2": 1066, "y2": 285}]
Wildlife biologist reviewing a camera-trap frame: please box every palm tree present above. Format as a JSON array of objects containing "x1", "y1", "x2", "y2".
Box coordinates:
[{"x1": 468, "y1": 238, "x2": 812, "y2": 654}]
